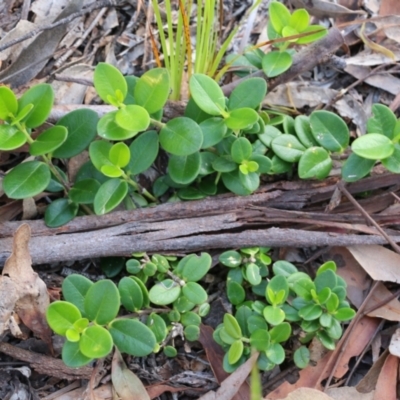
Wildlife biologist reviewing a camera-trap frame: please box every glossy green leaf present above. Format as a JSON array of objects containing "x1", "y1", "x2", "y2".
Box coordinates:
[
  {"x1": 79, "y1": 325, "x2": 113, "y2": 359},
  {"x1": 84, "y1": 280, "x2": 120, "y2": 325},
  {"x1": 18, "y1": 83, "x2": 54, "y2": 128},
  {"x1": 200, "y1": 117, "x2": 227, "y2": 148},
  {"x1": 316, "y1": 330, "x2": 336, "y2": 350},
  {"x1": 182, "y1": 282, "x2": 208, "y2": 304},
  {"x1": 296, "y1": 25, "x2": 327, "y2": 44},
  {"x1": 227, "y1": 281, "x2": 246, "y2": 306},
  {"x1": 310, "y1": 111, "x2": 349, "y2": 152},
  {"x1": 367, "y1": 103, "x2": 397, "y2": 138},
  {"x1": 263, "y1": 306, "x2": 285, "y2": 325},
  {"x1": 179, "y1": 253, "x2": 211, "y2": 282},
  {"x1": 189, "y1": 74, "x2": 225, "y2": 116},
  {"x1": 293, "y1": 346, "x2": 310, "y2": 369},
  {"x1": 298, "y1": 147, "x2": 332, "y2": 179},
  {"x1": 382, "y1": 144, "x2": 400, "y2": 173},
  {"x1": 220, "y1": 250, "x2": 242, "y2": 268},
  {"x1": 54, "y1": 109, "x2": 99, "y2": 158},
  {"x1": 341, "y1": 153, "x2": 375, "y2": 182},
  {"x1": 62, "y1": 340, "x2": 93, "y2": 367},
  {"x1": 320, "y1": 313, "x2": 333, "y2": 328},
  {"x1": 228, "y1": 78, "x2": 267, "y2": 110},
  {"x1": 0, "y1": 125, "x2": 27, "y2": 150},
  {"x1": 29, "y1": 126, "x2": 67, "y2": 156},
  {"x1": 44, "y1": 198, "x2": 78, "y2": 228},
  {"x1": 62, "y1": 274, "x2": 93, "y2": 317},
  {"x1": 46, "y1": 301, "x2": 81, "y2": 336},
  {"x1": 109, "y1": 318, "x2": 156, "y2": 356},
  {"x1": 270, "y1": 322, "x2": 291, "y2": 343},
  {"x1": 212, "y1": 156, "x2": 237, "y2": 173},
  {"x1": 94, "y1": 62, "x2": 127, "y2": 104},
  {"x1": 184, "y1": 325, "x2": 200, "y2": 341},
  {"x1": 228, "y1": 340, "x2": 244, "y2": 364},
  {"x1": 0, "y1": 86, "x2": 17, "y2": 119},
  {"x1": 147, "y1": 313, "x2": 167, "y2": 342},
  {"x1": 325, "y1": 318, "x2": 342, "y2": 340},
  {"x1": 272, "y1": 260, "x2": 298, "y2": 277},
  {"x1": 89, "y1": 140, "x2": 113, "y2": 171},
  {"x1": 246, "y1": 263, "x2": 262, "y2": 286},
  {"x1": 69, "y1": 179, "x2": 100, "y2": 204},
  {"x1": 221, "y1": 170, "x2": 252, "y2": 196},
  {"x1": 315, "y1": 270, "x2": 337, "y2": 292},
  {"x1": 271, "y1": 134, "x2": 306, "y2": 162},
  {"x1": 231, "y1": 137, "x2": 252, "y2": 163},
  {"x1": 168, "y1": 152, "x2": 201, "y2": 184},
  {"x1": 239, "y1": 171, "x2": 259, "y2": 192},
  {"x1": 294, "y1": 115, "x2": 318, "y2": 148},
  {"x1": 131, "y1": 276, "x2": 150, "y2": 308},
  {"x1": 94, "y1": 179, "x2": 128, "y2": 215},
  {"x1": 292, "y1": 279, "x2": 315, "y2": 300},
  {"x1": 149, "y1": 279, "x2": 181, "y2": 305},
  {"x1": 3, "y1": 161, "x2": 50, "y2": 199},
  {"x1": 266, "y1": 275, "x2": 289, "y2": 304},
  {"x1": 109, "y1": 142, "x2": 130, "y2": 168},
  {"x1": 299, "y1": 304, "x2": 322, "y2": 321},
  {"x1": 335, "y1": 307, "x2": 356, "y2": 321},
  {"x1": 160, "y1": 117, "x2": 203, "y2": 156},
  {"x1": 317, "y1": 261, "x2": 337, "y2": 275},
  {"x1": 225, "y1": 108, "x2": 259, "y2": 130},
  {"x1": 223, "y1": 314, "x2": 242, "y2": 339},
  {"x1": 134, "y1": 68, "x2": 170, "y2": 113},
  {"x1": 289, "y1": 9, "x2": 309, "y2": 32},
  {"x1": 98, "y1": 111, "x2": 136, "y2": 140},
  {"x1": 325, "y1": 292, "x2": 339, "y2": 313},
  {"x1": 266, "y1": 343, "x2": 285, "y2": 365},
  {"x1": 258, "y1": 125, "x2": 282, "y2": 147},
  {"x1": 262, "y1": 51, "x2": 292, "y2": 78},
  {"x1": 115, "y1": 105, "x2": 150, "y2": 132},
  {"x1": 118, "y1": 277, "x2": 143, "y2": 311},
  {"x1": 100, "y1": 165, "x2": 123, "y2": 178},
  {"x1": 269, "y1": 1, "x2": 291, "y2": 34},
  {"x1": 127, "y1": 130, "x2": 159, "y2": 175},
  {"x1": 352, "y1": 133, "x2": 394, "y2": 160}
]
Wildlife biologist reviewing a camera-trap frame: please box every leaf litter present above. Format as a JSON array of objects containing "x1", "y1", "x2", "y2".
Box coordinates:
[{"x1": 1, "y1": 0, "x2": 400, "y2": 398}]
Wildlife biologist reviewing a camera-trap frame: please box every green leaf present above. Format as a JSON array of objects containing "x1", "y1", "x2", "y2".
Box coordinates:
[
  {"x1": 352, "y1": 133, "x2": 394, "y2": 160},
  {"x1": 46, "y1": 301, "x2": 81, "y2": 335},
  {"x1": 263, "y1": 306, "x2": 285, "y2": 325},
  {"x1": 223, "y1": 314, "x2": 242, "y2": 339},
  {"x1": 227, "y1": 281, "x2": 246, "y2": 305},
  {"x1": 147, "y1": 313, "x2": 168, "y2": 342},
  {"x1": 109, "y1": 142, "x2": 130, "y2": 168},
  {"x1": 221, "y1": 170, "x2": 252, "y2": 196},
  {"x1": 84, "y1": 280, "x2": 120, "y2": 325},
  {"x1": 134, "y1": 68, "x2": 170, "y2": 113},
  {"x1": 225, "y1": 108, "x2": 259, "y2": 131},
  {"x1": 69, "y1": 179, "x2": 100, "y2": 204},
  {"x1": 200, "y1": 117, "x2": 227, "y2": 148},
  {"x1": 335, "y1": 307, "x2": 356, "y2": 321},
  {"x1": 382, "y1": 144, "x2": 400, "y2": 173},
  {"x1": 296, "y1": 25, "x2": 327, "y2": 44},
  {"x1": 270, "y1": 322, "x2": 291, "y2": 343},
  {"x1": 320, "y1": 313, "x2": 333, "y2": 328},
  {"x1": 118, "y1": 277, "x2": 143, "y2": 311},
  {"x1": 127, "y1": 130, "x2": 159, "y2": 175},
  {"x1": 212, "y1": 156, "x2": 237, "y2": 173},
  {"x1": 239, "y1": 171, "x2": 259, "y2": 192},
  {"x1": 62, "y1": 274, "x2": 93, "y2": 317},
  {"x1": 94, "y1": 179, "x2": 128, "y2": 215},
  {"x1": 266, "y1": 275, "x2": 289, "y2": 304},
  {"x1": 98, "y1": 111, "x2": 137, "y2": 140},
  {"x1": 0, "y1": 86, "x2": 18, "y2": 119},
  {"x1": 44, "y1": 198, "x2": 78, "y2": 228},
  {"x1": 292, "y1": 278, "x2": 315, "y2": 300},
  {"x1": 272, "y1": 260, "x2": 298, "y2": 277},
  {"x1": 316, "y1": 330, "x2": 336, "y2": 350},
  {"x1": 250, "y1": 329, "x2": 270, "y2": 352},
  {"x1": 131, "y1": 276, "x2": 150, "y2": 308},
  {"x1": 0, "y1": 125, "x2": 27, "y2": 150},
  {"x1": 168, "y1": 152, "x2": 201, "y2": 184},
  {"x1": 258, "y1": 125, "x2": 282, "y2": 147},
  {"x1": 184, "y1": 325, "x2": 200, "y2": 341},
  {"x1": 325, "y1": 318, "x2": 342, "y2": 340},
  {"x1": 219, "y1": 251, "x2": 242, "y2": 268},
  {"x1": 367, "y1": 103, "x2": 397, "y2": 138},
  {"x1": 231, "y1": 137, "x2": 252, "y2": 163},
  {"x1": 182, "y1": 282, "x2": 208, "y2": 304},
  {"x1": 18, "y1": 83, "x2": 54, "y2": 128},
  {"x1": 310, "y1": 111, "x2": 349, "y2": 152},
  {"x1": 94, "y1": 63, "x2": 127, "y2": 104},
  {"x1": 160, "y1": 117, "x2": 203, "y2": 156},
  {"x1": 294, "y1": 115, "x2": 318, "y2": 148},
  {"x1": 54, "y1": 109, "x2": 99, "y2": 158},
  {"x1": 315, "y1": 270, "x2": 337, "y2": 292},
  {"x1": 3, "y1": 161, "x2": 50, "y2": 199},
  {"x1": 317, "y1": 261, "x2": 337, "y2": 275},
  {"x1": 181, "y1": 312, "x2": 201, "y2": 327},
  {"x1": 109, "y1": 318, "x2": 156, "y2": 356},
  {"x1": 269, "y1": 1, "x2": 291, "y2": 34},
  {"x1": 262, "y1": 51, "x2": 292, "y2": 78},
  {"x1": 89, "y1": 140, "x2": 113, "y2": 171},
  {"x1": 62, "y1": 340, "x2": 93, "y2": 367},
  {"x1": 298, "y1": 147, "x2": 332, "y2": 179},
  {"x1": 29, "y1": 126, "x2": 67, "y2": 156},
  {"x1": 325, "y1": 292, "x2": 339, "y2": 313},
  {"x1": 289, "y1": 9, "x2": 309, "y2": 32},
  {"x1": 299, "y1": 304, "x2": 322, "y2": 321},
  {"x1": 164, "y1": 346, "x2": 178, "y2": 357},
  {"x1": 100, "y1": 165, "x2": 123, "y2": 178},
  {"x1": 293, "y1": 346, "x2": 310, "y2": 369},
  {"x1": 180, "y1": 253, "x2": 211, "y2": 282},
  {"x1": 245, "y1": 263, "x2": 262, "y2": 286},
  {"x1": 271, "y1": 134, "x2": 306, "y2": 162},
  {"x1": 115, "y1": 105, "x2": 150, "y2": 132},
  {"x1": 341, "y1": 153, "x2": 375, "y2": 182},
  {"x1": 228, "y1": 78, "x2": 267, "y2": 110},
  {"x1": 266, "y1": 343, "x2": 285, "y2": 365},
  {"x1": 79, "y1": 325, "x2": 113, "y2": 358},
  {"x1": 228, "y1": 340, "x2": 244, "y2": 364},
  {"x1": 189, "y1": 74, "x2": 225, "y2": 116},
  {"x1": 149, "y1": 279, "x2": 181, "y2": 305}
]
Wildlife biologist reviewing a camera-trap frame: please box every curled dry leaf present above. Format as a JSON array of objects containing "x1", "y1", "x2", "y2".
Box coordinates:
[
  {"x1": 0, "y1": 224, "x2": 51, "y2": 345},
  {"x1": 266, "y1": 387, "x2": 334, "y2": 400}
]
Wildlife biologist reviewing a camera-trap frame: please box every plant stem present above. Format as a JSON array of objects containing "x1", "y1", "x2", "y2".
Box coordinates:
[
  {"x1": 150, "y1": 118, "x2": 165, "y2": 130},
  {"x1": 122, "y1": 173, "x2": 158, "y2": 203}
]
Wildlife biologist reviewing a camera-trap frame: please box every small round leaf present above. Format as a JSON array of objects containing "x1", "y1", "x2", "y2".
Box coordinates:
[
  {"x1": 45, "y1": 198, "x2": 79, "y2": 228},
  {"x1": 94, "y1": 179, "x2": 128, "y2": 215},
  {"x1": 79, "y1": 325, "x2": 113, "y2": 359},
  {"x1": 351, "y1": 133, "x2": 394, "y2": 160}
]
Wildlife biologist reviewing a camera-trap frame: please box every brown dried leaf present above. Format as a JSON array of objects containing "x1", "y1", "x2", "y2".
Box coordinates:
[
  {"x1": 357, "y1": 350, "x2": 388, "y2": 393},
  {"x1": 111, "y1": 348, "x2": 150, "y2": 400},
  {"x1": 1, "y1": 224, "x2": 51, "y2": 345},
  {"x1": 326, "y1": 387, "x2": 375, "y2": 400},
  {"x1": 373, "y1": 353, "x2": 398, "y2": 399},
  {"x1": 290, "y1": 0, "x2": 366, "y2": 18},
  {"x1": 347, "y1": 245, "x2": 400, "y2": 283},
  {"x1": 266, "y1": 387, "x2": 334, "y2": 400}
]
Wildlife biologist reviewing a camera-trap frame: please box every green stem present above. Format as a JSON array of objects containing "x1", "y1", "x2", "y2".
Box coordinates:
[
  {"x1": 122, "y1": 173, "x2": 158, "y2": 203},
  {"x1": 150, "y1": 118, "x2": 166, "y2": 130}
]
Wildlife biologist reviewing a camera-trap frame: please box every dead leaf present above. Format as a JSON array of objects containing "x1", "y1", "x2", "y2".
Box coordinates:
[
  {"x1": 0, "y1": 224, "x2": 51, "y2": 345},
  {"x1": 347, "y1": 245, "x2": 400, "y2": 283},
  {"x1": 198, "y1": 352, "x2": 258, "y2": 400},
  {"x1": 326, "y1": 387, "x2": 375, "y2": 400},
  {"x1": 359, "y1": 23, "x2": 396, "y2": 60},
  {"x1": 289, "y1": 0, "x2": 366, "y2": 18},
  {"x1": 388, "y1": 328, "x2": 400, "y2": 357},
  {"x1": 146, "y1": 384, "x2": 200, "y2": 399},
  {"x1": 373, "y1": 353, "x2": 398, "y2": 400},
  {"x1": 379, "y1": 0, "x2": 400, "y2": 16},
  {"x1": 267, "y1": 387, "x2": 334, "y2": 400},
  {"x1": 111, "y1": 348, "x2": 150, "y2": 400},
  {"x1": 357, "y1": 350, "x2": 388, "y2": 393},
  {"x1": 365, "y1": 282, "x2": 400, "y2": 321}
]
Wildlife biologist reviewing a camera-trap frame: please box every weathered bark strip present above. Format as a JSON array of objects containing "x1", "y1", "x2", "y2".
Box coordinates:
[{"x1": 0, "y1": 342, "x2": 92, "y2": 380}]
